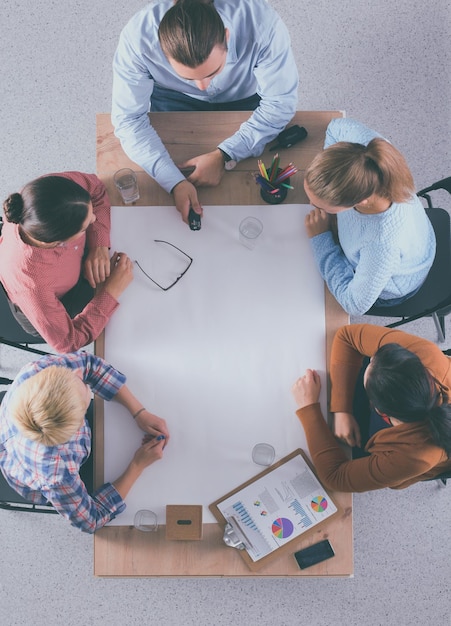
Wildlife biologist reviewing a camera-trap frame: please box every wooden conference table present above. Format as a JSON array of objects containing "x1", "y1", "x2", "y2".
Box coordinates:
[{"x1": 94, "y1": 111, "x2": 352, "y2": 576}]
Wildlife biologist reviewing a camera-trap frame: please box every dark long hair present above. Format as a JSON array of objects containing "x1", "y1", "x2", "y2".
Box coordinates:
[
  {"x1": 365, "y1": 343, "x2": 451, "y2": 456},
  {"x1": 3, "y1": 175, "x2": 91, "y2": 243},
  {"x1": 158, "y1": 0, "x2": 226, "y2": 67}
]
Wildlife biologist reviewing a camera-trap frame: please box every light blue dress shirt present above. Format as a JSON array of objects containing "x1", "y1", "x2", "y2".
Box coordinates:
[
  {"x1": 111, "y1": 0, "x2": 299, "y2": 193},
  {"x1": 309, "y1": 119, "x2": 436, "y2": 316}
]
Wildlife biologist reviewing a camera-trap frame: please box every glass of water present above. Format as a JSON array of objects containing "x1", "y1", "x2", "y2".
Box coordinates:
[
  {"x1": 113, "y1": 168, "x2": 140, "y2": 204},
  {"x1": 133, "y1": 509, "x2": 158, "y2": 532},
  {"x1": 239, "y1": 216, "x2": 263, "y2": 250},
  {"x1": 252, "y1": 443, "x2": 276, "y2": 466}
]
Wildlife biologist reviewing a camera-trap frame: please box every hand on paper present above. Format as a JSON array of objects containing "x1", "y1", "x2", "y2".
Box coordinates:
[
  {"x1": 333, "y1": 412, "x2": 361, "y2": 448},
  {"x1": 135, "y1": 410, "x2": 170, "y2": 446},
  {"x1": 113, "y1": 428, "x2": 166, "y2": 499},
  {"x1": 172, "y1": 179, "x2": 203, "y2": 225},
  {"x1": 103, "y1": 252, "x2": 134, "y2": 299},
  {"x1": 305, "y1": 207, "x2": 331, "y2": 238},
  {"x1": 83, "y1": 246, "x2": 110, "y2": 288},
  {"x1": 292, "y1": 369, "x2": 321, "y2": 409},
  {"x1": 132, "y1": 436, "x2": 165, "y2": 471}
]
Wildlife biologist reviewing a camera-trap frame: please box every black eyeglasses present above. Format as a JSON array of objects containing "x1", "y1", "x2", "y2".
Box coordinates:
[{"x1": 135, "y1": 240, "x2": 193, "y2": 291}]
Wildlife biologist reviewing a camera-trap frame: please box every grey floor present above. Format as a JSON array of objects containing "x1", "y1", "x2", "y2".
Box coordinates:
[{"x1": 0, "y1": 1, "x2": 450, "y2": 625}]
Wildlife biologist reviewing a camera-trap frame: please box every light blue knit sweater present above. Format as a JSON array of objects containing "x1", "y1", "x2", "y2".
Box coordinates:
[{"x1": 309, "y1": 119, "x2": 436, "y2": 316}]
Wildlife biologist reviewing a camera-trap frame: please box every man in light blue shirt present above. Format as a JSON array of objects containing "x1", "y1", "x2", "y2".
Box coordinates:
[{"x1": 112, "y1": 0, "x2": 299, "y2": 225}]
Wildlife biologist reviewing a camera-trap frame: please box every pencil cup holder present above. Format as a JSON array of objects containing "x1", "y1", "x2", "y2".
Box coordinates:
[
  {"x1": 260, "y1": 183, "x2": 289, "y2": 204},
  {"x1": 259, "y1": 167, "x2": 290, "y2": 204},
  {"x1": 256, "y1": 159, "x2": 297, "y2": 205}
]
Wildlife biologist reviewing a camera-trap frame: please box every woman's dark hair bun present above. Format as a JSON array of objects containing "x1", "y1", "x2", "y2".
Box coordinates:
[{"x1": 3, "y1": 193, "x2": 24, "y2": 224}]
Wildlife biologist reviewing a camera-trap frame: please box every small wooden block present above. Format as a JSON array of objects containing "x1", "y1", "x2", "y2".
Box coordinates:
[{"x1": 165, "y1": 505, "x2": 203, "y2": 541}]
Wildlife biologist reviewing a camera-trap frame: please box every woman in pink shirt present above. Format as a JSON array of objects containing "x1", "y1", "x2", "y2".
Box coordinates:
[{"x1": 0, "y1": 172, "x2": 133, "y2": 352}]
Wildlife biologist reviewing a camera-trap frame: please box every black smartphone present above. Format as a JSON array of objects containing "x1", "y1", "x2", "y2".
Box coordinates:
[
  {"x1": 294, "y1": 539, "x2": 335, "y2": 570},
  {"x1": 179, "y1": 166, "x2": 196, "y2": 177}
]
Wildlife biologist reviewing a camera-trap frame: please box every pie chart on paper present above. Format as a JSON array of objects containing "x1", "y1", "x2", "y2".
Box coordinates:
[
  {"x1": 311, "y1": 496, "x2": 328, "y2": 513},
  {"x1": 271, "y1": 517, "x2": 294, "y2": 539}
]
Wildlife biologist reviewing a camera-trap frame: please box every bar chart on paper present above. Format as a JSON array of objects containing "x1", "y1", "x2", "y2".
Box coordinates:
[{"x1": 212, "y1": 451, "x2": 339, "y2": 563}]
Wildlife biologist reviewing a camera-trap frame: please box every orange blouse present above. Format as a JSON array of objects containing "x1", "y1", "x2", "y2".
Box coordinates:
[{"x1": 296, "y1": 324, "x2": 451, "y2": 492}]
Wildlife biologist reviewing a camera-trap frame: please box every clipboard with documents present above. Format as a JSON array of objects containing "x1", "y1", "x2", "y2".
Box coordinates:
[{"x1": 209, "y1": 449, "x2": 341, "y2": 570}]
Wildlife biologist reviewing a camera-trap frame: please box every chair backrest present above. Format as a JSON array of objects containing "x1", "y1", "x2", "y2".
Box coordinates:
[
  {"x1": 0, "y1": 282, "x2": 47, "y2": 346},
  {"x1": 417, "y1": 176, "x2": 451, "y2": 207},
  {"x1": 367, "y1": 206, "x2": 451, "y2": 318},
  {"x1": 0, "y1": 217, "x2": 46, "y2": 347}
]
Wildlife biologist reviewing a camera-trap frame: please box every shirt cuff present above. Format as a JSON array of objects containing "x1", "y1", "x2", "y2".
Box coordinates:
[
  {"x1": 94, "y1": 289, "x2": 120, "y2": 311},
  {"x1": 295, "y1": 403, "x2": 322, "y2": 424},
  {"x1": 93, "y1": 482, "x2": 126, "y2": 520},
  {"x1": 86, "y1": 228, "x2": 111, "y2": 249}
]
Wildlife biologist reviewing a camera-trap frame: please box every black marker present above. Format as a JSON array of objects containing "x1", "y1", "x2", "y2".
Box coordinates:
[{"x1": 188, "y1": 206, "x2": 201, "y2": 231}]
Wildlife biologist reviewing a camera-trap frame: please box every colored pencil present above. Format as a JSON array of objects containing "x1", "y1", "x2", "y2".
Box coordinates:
[{"x1": 254, "y1": 159, "x2": 298, "y2": 194}]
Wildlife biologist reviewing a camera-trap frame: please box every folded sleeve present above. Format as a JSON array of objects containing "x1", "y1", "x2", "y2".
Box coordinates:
[
  {"x1": 330, "y1": 324, "x2": 451, "y2": 413},
  {"x1": 324, "y1": 118, "x2": 384, "y2": 148},
  {"x1": 42, "y1": 475, "x2": 126, "y2": 534},
  {"x1": 296, "y1": 404, "x2": 436, "y2": 492},
  {"x1": 218, "y1": 18, "x2": 298, "y2": 160},
  {"x1": 309, "y1": 231, "x2": 400, "y2": 316},
  {"x1": 111, "y1": 31, "x2": 186, "y2": 194}
]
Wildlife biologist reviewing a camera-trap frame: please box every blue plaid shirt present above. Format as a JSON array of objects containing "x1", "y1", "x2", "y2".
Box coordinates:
[{"x1": 0, "y1": 352, "x2": 127, "y2": 533}]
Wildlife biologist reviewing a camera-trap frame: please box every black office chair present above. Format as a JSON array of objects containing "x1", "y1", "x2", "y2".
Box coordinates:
[
  {"x1": 0, "y1": 218, "x2": 49, "y2": 359},
  {"x1": 0, "y1": 282, "x2": 50, "y2": 358},
  {"x1": 428, "y1": 347, "x2": 451, "y2": 486},
  {"x1": 0, "y1": 388, "x2": 95, "y2": 513},
  {"x1": 365, "y1": 176, "x2": 451, "y2": 343}
]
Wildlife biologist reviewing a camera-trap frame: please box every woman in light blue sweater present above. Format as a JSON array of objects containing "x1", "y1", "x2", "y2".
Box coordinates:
[{"x1": 304, "y1": 118, "x2": 435, "y2": 316}]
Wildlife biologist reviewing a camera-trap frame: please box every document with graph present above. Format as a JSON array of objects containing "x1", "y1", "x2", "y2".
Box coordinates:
[{"x1": 210, "y1": 449, "x2": 339, "y2": 564}]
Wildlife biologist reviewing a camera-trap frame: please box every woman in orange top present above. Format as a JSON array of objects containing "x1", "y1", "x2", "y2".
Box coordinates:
[{"x1": 292, "y1": 324, "x2": 451, "y2": 492}]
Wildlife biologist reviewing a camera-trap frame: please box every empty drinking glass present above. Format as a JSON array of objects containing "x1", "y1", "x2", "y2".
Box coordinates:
[
  {"x1": 133, "y1": 509, "x2": 158, "y2": 532},
  {"x1": 239, "y1": 216, "x2": 263, "y2": 250},
  {"x1": 252, "y1": 443, "x2": 276, "y2": 466}
]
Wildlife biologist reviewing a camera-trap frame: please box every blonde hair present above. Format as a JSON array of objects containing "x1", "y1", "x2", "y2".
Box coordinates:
[
  {"x1": 10, "y1": 366, "x2": 88, "y2": 446},
  {"x1": 305, "y1": 138, "x2": 415, "y2": 207}
]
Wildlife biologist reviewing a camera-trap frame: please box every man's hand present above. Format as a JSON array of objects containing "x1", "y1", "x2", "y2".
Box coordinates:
[
  {"x1": 181, "y1": 149, "x2": 225, "y2": 187},
  {"x1": 333, "y1": 412, "x2": 362, "y2": 447},
  {"x1": 305, "y1": 207, "x2": 331, "y2": 238},
  {"x1": 83, "y1": 246, "x2": 110, "y2": 288},
  {"x1": 172, "y1": 180, "x2": 203, "y2": 225},
  {"x1": 292, "y1": 369, "x2": 321, "y2": 409}
]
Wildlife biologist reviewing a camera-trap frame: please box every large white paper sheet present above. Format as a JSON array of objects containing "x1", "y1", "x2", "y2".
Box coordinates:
[{"x1": 104, "y1": 204, "x2": 327, "y2": 524}]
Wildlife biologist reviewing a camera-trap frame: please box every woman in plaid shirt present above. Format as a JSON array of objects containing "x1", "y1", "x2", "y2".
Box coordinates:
[{"x1": 0, "y1": 351, "x2": 170, "y2": 533}]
